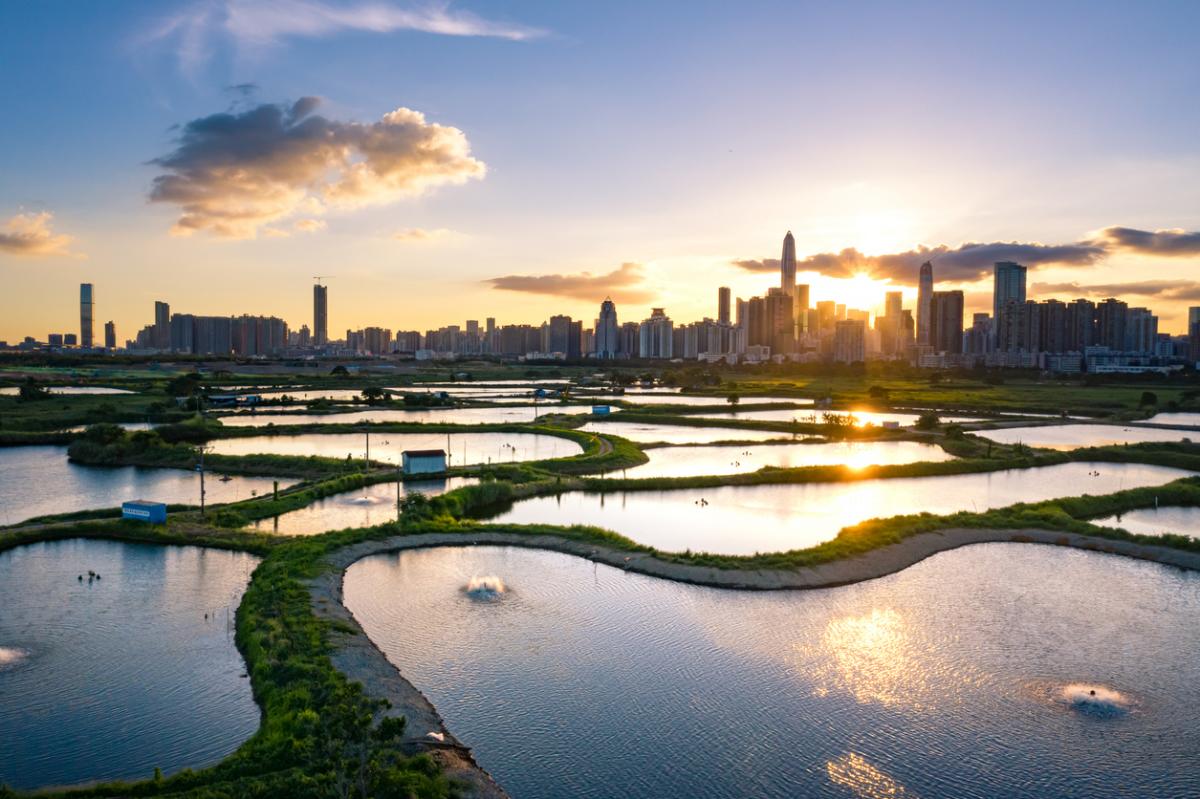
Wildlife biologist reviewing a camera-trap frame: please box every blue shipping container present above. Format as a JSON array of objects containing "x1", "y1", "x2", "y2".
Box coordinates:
[{"x1": 122, "y1": 500, "x2": 167, "y2": 524}]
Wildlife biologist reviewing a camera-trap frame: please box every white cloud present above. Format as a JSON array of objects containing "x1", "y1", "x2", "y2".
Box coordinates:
[{"x1": 0, "y1": 212, "x2": 79, "y2": 257}]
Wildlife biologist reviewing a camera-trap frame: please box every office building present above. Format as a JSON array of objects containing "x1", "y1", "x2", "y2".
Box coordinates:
[
  {"x1": 794, "y1": 283, "x2": 810, "y2": 334},
  {"x1": 103, "y1": 321, "x2": 116, "y2": 349},
  {"x1": 780, "y1": 231, "x2": 796, "y2": 295},
  {"x1": 313, "y1": 283, "x2": 328, "y2": 345},
  {"x1": 992, "y1": 261, "x2": 1027, "y2": 349},
  {"x1": 917, "y1": 261, "x2": 933, "y2": 345},
  {"x1": 595, "y1": 298, "x2": 619, "y2": 358},
  {"x1": 79, "y1": 283, "x2": 94, "y2": 348},
  {"x1": 717, "y1": 287, "x2": 731, "y2": 325},
  {"x1": 1189, "y1": 307, "x2": 1200, "y2": 362}
]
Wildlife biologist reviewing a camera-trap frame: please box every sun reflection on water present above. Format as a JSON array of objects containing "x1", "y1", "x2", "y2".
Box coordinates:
[
  {"x1": 813, "y1": 608, "x2": 921, "y2": 707},
  {"x1": 827, "y1": 752, "x2": 917, "y2": 798}
]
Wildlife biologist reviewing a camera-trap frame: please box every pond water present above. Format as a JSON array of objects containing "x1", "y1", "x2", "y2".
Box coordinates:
[
  {"x1": 344, "y1": 543, "x2": 1200, "y2": 799},
  {"x1": 579, "y1": 421, "x2": 796, "y2": 444},
  {"x1": 609, "y1": 394, "x2": 813, "y2": 407},
  {"x1": 0, "y1": 386, "x2": 135, "y2": 396},
  {"x1": 0, "y1": 539, "x2": 260, "y2": 789},
  {"x1": 215, "y1": 405, "x2": 610, "y2": 428},
  {"x1": 482, "y1": 462, "x2": 1192, "y2": 554},
  {"x1": 1091, "y1": 506, "x2": 1200, "y2": 539},
  {"x1": 246, "y1": 476, "x2": 477, "y2": 535},
  {"x1": 623, "y1": 440, "x2": 954, "y2": 478},
  {"x1": 696, "y1": 409, "x2": 980, "y2": 426},
  {"x1": 976, "y1": 424, "x2": 1196, "y2": 450},
  {"x1": 1142, "y1": 412, "x2": 1200, "y2": 428},
  {"x1": 207, "y1": 431, "x2": 582, "y2": 466},
  {"x1": 0, "y1": 446, "x2": 290, "y2": 526}
]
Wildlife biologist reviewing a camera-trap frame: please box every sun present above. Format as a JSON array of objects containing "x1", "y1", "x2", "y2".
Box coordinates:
[{"x1": 811, "y1": 272, "x2": 897, "y2": 315}]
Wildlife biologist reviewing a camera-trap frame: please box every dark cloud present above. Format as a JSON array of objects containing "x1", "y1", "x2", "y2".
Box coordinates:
[
  {"x1": 224, "y1": 82, "x2": 259, "y2": 96},
  {"x1": 734, "y1": 241, "x2": 1105, "y2": 283},
  {"x1": 1032, "y1": 280, "x2": 1200, "y2": 302},
  {"x1": 0, "y1": 212, "x2": 77, "y2": 257},
  {"x1": 148, "y1": 98, "x2": 485, "y2": 238},
  {"x1": 1096, "y1": 226, "x2": 1200, "y2": 256},
  {"x1": 487, "y1": 262, "x2": 653, "y2": 303}
]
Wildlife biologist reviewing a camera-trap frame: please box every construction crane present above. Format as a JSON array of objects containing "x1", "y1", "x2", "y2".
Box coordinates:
[{"x1": 313, "y1": 275, "x2": 335, "y2": 285}]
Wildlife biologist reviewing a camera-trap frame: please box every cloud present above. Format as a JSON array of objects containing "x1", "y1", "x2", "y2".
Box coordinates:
[
  {"x1": 733, "y1": 240, "x2": 1105, "y2": 282},
  {"x1": 487, "y1": 262, "x2": 654, "y2": 303},
  {"x1": 294, "y1": 218, "x2": 326, "y2": 233},
  {"x1": 1032, "y1": 280, "x2": 1200, "y2": 302},
  {"x1": 394, "y1": 227, "x2": 452, "y2": 242},
  {"x1": 0, "y1": 212, "x2": 78, "y2": 257},
  {"x1": 1096, "y1": 226, "x2": 1200, "y2": 256},
  {"x1": 144, "y1": 0, "x2": 544, "y2": 74},
  {"x1": 148, "y1": 98, "x2": 486, "y2": 238}
]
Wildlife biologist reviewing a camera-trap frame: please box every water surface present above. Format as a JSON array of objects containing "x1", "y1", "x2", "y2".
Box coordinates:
[
  {"x1": 208, "y1": 431, "x2": 581, "y2": 466},
  {"x1": 345, "y1": 544, "x2": 1200, "y2": 799},
  {"x1": 216, "y1": 405, "x2": 608, "y2": 427},
  {"x1": 580, "y1": 421, "x2": 795, "y2": 444},
  {"x1": 0, "y1": 446, "x2": 290, "y2": 526},
  {"x1": 1091, "y1": 506, "x2": 1200, "y2": 539},
  {"x1": 976, "y1": 424, "x2": 1195, "y2": 450},
  {"x1": 0, "y1": 539, "x2": 260, "y2": 789},
  {"x1": 247, "y1": 476, "x2": 477, "y2": 535},
  {"x1": 697, "y1": 409, "x2": 980, "y2": 426},
  {"x1": 624, "y1": 440, "x2": 953, "y2": 478},
  {"x1": 484, "y1": 462, "x2": 1192, "y2": 554},
  {"x1": 1142, "y1": 412, "x2": 1200, "y2": 428}
]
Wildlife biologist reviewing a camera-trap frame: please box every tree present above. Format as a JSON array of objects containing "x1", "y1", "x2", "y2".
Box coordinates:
[
  {"x1": 867, "y1": 385, "x2": 890, "y2": 403},
  {"x1": 16, "y1": 377, "x2": 50, "y2": 402},
  {"x1": 726, "y1": 393, "x2": 740, "y2": 406},
  {"x1": 1140, "y1": 391, "x2": 1158, "y2": 407},
  {"x1": 361, "y1": 387, "x2": 386, "y2": 405},
  {"x1": 915, "y1": 411, "x2": 940, "y2": 430},
  {"x1": 165, "y1": 373, "x2": 202, "y2": 397},
  {"x1": 330, "y1": 365, "x2": 350, "y2": 376}
]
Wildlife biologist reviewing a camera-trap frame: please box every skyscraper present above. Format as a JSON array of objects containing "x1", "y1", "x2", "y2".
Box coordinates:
[
  {"x1": 79, "y1": 283, "x2": 94, "y2": 348},
  {"x1": 104, "y1": 321, "x2": 116, "y2": 349},
  {"x1": 780, "y1": 231, "x2": 796, "y2": 296},
  {"x1": 916, "y1": 261, "x2": 933, "y2": 346},
  {"x1": 717, "y1": 287, "x2": 731, "y2": 325},
  {"x1": 595, "y1": 298, "x2": 619, "y2": 358},
  {"x1": 154, "y1": 300, "x2": 170, "y2": 350},
  {"x1": 930, "y1": 290, "x2": 964, "y2": 354},
  {"x1": 992, "y1": 261, "x2": 1027, "y2": 349},
  {"x1": 313, "y1": 283, "x2": 328, "y2": 345},
  {"x1": 833, "y1": 319, "x2": 866, "y2": 364},
  {"x1": 794, "y1": 283, "x2": 810, "y2": 334},
  {"x1": 638, "y1": 308, "x2": 673, "y2": 358},
  {"x1": 1189, "y1": 307, "x2": 1200, "y2": 362}
]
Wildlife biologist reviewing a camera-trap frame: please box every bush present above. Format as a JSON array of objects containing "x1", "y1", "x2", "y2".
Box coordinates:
[{"x1": 914, "y1": 411, "x2": 940, "y2": 431}]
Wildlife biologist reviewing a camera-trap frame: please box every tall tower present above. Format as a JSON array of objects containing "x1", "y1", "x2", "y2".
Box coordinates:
[
  {"x1": 595, "y1": 297, "x2": 619, "y2": 358},
  {"x1": 717, "y1": 287, "x2": 731, "y2": 325},
  {"x1": 154, "y1": 300, "x2": 170, "y2": 349},
  {"x1": 992, "y1": 261, "x2": 1027, "y2": 350},
  {"x1": 313, "y1": 283, "x2": 329, "y2": 345},
  {"x1": 916, "y1": 261, "x2": 933, "y2": 346},
  {"x1": 79, "y1": 283, "x2": 94, "y2": 348},
  {"x1": 780, "y1": 231, "x2": 797, "y2": 295}
]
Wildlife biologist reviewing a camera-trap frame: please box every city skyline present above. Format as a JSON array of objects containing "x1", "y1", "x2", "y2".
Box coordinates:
[{"x1": 2, "y1": 1, "x2": 1200, "y2": 341}]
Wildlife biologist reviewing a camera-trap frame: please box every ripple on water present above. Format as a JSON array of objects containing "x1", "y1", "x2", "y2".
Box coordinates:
[{"x1": 0, "y1": 646, "x2": 30, "y2": 670}]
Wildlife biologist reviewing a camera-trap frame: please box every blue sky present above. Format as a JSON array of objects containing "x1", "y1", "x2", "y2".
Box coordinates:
[{"x1": 1, "y1": 0, "x2": 1198, "y2": 341}]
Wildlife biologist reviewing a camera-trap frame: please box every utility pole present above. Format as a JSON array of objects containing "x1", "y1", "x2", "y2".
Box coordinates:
[
  {"x1": 198, "y1": 445, "x2": 207, "y2": 518},
  {"x1": 396, "y1": 460, "x2": 402, "y2": 520},
  {"x1": 365, "y1": 431, "x2": 370, "y2": 472}
]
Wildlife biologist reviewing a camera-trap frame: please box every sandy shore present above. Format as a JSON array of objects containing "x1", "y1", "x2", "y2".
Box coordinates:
[{"x1": 308, "y1": 526, "x2": 1200, "y2": 797}]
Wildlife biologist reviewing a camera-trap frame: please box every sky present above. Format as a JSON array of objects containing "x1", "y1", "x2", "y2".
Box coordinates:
[{"x1": 1, "y1": 0, "x2": 1199, "y2": 343}]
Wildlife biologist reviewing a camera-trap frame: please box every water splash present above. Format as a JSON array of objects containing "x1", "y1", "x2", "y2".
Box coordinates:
[
  {"x1": 464, "y1": 575, "x2": 506, "y2": 600},
  {"x1": 346, "y1": 495, "x2": 385, "y2": 506},
  {"x1": 1060, "y1": 683, "x2": 1131, "y2": 717},
  {"x1": 0, "y1": 646, "x2": 30, "y2": 670}
]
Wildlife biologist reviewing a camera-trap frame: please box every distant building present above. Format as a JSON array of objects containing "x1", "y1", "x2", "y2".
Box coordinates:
[
  {"x1": 638, "y1": 308, "x2": 673, "y2": 358},
  {"x1": 1189, "y1": 307, "x2": 1200, "y2": 363},
  {"x1": 402, "y1": 449, "x2": 447, "y2": 475},
  {"x1": 80, "y1": 283, "x2": 94, "y2": 348},
  {"x1": 992, "y1": 261, "x2": 1027, "y2": 349},
  {"x1": 313, "y1": 283, "x2": 329, "y2": 345},
  {"x1": 833, "y1": 319, "x2": 866, "y2": 364},
  {"x1": 930, "y1": 290, "x2": 964, "y2": 354},
  {"x1": 717, "y1": 287, "x2": 731, "y2": 325},
  {"x1": 594, "y1": 298, "x2": 619, "y2": 358},
  {"x1": 154, "y1": 300, "x2": 170, "y2": 350},
  {"x1": 916, "y1": 261, "x2": 933, "y2": 346},
  {"x1": 780, "y1": 231, "x2": 797, "y2": 295},
  {"x1": 104, "y1": 321, "x2": 116, "y2": 349}
]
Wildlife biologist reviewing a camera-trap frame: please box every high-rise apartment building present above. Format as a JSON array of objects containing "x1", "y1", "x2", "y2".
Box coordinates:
[
  {"x1": 80, "y1": 283, "x2": 94, "y2": 348},
  {"x1": 313, "y1": 283, "x2": 328, "y2": 345},
  {"x1": 780, "y1": 231, "x2": 796, "y2": 295},
  {"x1": 594, "y1": 298, "x2": 619, "y2": 358},
  {"x1": 992, "y1": 261, "x2": 1027, "y2": 349},
  {"x1": 794, "y1": 283, "x2": 810, "y2": 334},
  {"x1": 1095, "y1": 298, "x2": 1128, "y2": 350},
  {"x1": 717, "y1": 287, "x2": 731, "y2": 325},
  {"x1": 917, "y1": 261, "x2": 933, "y2": 346},
  {"x1": 1189, "y1": 307, "x2": 1200, "y2": 362},
  {"x1": 833, "y1": 319, "x2": 866, "y2": 363},
  {"x1": 638, "y1": 308, "x2": 673, "y2": 358},
  {"x1": 154, "y1": 300, "x2": 170, "y2": 350},
  {"x1": 103, "y1": 321, "x2": 116, "y2": 349},
  {"x1": 929, "y1": 290, "x2": 964, "y2": 354}
]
